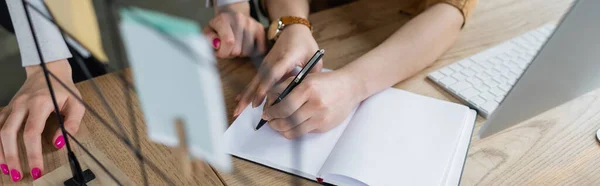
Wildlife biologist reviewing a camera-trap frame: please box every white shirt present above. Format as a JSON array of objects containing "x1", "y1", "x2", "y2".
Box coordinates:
[
  {"x1": 7, "y1": 0, "x2": 248, "y2": 67},
  {"x1": 5, "y1": 0, "x2": 71, "y2": 67},
  {"x1": 206, "y1": 0, "x2": 249, "y2": 7}
]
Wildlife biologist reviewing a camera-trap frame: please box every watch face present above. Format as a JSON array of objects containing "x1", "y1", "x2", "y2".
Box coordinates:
[{"x1": 268, "y1": 20, "x2": 281, "y2": 40}]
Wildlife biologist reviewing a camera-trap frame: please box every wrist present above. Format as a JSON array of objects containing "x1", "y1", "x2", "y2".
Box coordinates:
[
  {"x1": 215, "y1": 1, "x2": 250, "y2": 15},
  {"x1": 335, "y1": 69, "x2": 369, "y2": 104},
  {"x1": 25, "y1": 59, "x2": 72, "y2": 78},
  {"x1": 282, "y1": 24, "x2": 312, "y2": 36}
]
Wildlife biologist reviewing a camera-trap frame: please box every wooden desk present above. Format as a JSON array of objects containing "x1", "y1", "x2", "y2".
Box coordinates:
[{"x1": 4, "y1": 0, "x2": 598, "y2": 185}]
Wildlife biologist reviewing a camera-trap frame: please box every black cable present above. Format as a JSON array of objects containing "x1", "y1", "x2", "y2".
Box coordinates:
[
  {"x1": 20, "y1": 1, "x2": 136, "y2": 89},
  {"x1": 23, "y1": 1, "x2": 173, "y2": 185},
  {"x1": 39, "y1": 1, "x2": 132, "y2": 145},
  {"x1": 64, "y1": 132, "x2": 123, "y2": 186},
  {"x1": 20, "y1": 0, "x2": 85, "y2": 184}
]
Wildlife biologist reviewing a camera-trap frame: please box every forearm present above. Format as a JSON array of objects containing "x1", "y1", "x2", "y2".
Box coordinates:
[
  {"x1": 264, "y1": 0, "x2": 310, "y2": 20},
  {"x1": 340, "y1": 3, "x2": 464, "y2": 101}
]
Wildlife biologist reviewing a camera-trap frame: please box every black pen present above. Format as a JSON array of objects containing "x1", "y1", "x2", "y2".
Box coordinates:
[{"x1": 255, "y1": 49, "x2": 325, "y2": 131}]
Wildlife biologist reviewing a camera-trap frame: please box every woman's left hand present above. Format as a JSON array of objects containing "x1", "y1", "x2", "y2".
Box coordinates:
[{"x1": 261, "y1": 71, "x2": 362, "y2": 139}]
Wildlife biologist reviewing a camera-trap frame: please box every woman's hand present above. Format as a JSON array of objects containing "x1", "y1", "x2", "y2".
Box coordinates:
[
  {"x1": 0, "y1": 59, "x2": 84, "y2": 182},
  {"x1": 203, "y1": 2, "x2": 266, "y2": 58},
  {"x1": 234, "y1": 24, "x2": 321, "y2": 116},
  {"x1": 261, "y1": 71, "x2": 361, "y2": 139}
]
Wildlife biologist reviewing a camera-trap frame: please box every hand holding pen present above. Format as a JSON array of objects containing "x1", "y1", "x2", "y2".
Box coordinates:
[{"x1": 255, "y1": 49, "x2": 325, "y2": 130}]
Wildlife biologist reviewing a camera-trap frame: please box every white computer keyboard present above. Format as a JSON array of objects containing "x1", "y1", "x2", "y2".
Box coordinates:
[{"x1": 428, "y1": 24, "x2": 556, "y2": 118}]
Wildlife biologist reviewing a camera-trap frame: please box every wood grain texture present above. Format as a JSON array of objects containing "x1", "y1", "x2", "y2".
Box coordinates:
[
  {"x1": 3, "y1": 0, "x2": 596, "y2": 185},
  {"x1": 219, "y1": 0, "x2": 599, "y2": 185}
]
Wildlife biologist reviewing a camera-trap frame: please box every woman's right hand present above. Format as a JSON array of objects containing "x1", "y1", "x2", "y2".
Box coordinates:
[
  {"x1": 234, "y1": 23, "x2": 322, "y2": 116},
  {"x1": 203, "y1": 2, "x2": 266, "y2": 59}
]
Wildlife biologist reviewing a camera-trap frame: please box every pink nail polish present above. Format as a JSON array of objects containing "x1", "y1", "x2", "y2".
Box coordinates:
[
  {"x1": 0, "y1": 164, "x2": 8, "y2": 175},
  {"x1": 55, "y1": 135, "x2": 65, "y2": 149},
  {"x1": 10, "y1": 169, "x2": 21, "y2": 182},
  {"x1": 213, "y1": 38, "x2": 221, "y2": 49},
  {"x1": 31, "y1": 168, "x2": 42, "y2": 180}
]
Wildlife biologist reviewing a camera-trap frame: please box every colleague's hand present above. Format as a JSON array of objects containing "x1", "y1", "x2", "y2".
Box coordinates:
[
  {"x1": 234, "y1": 24, "x2": 321, "y2": 116},
  {"x1": 203, "y1": 2, "x2": 266, "y2": 59},
  {"x1": 0, "y1": 59, "x2": 84, "y2": 182},
  {"x1": 261, "y1": 71, "x2": 360, "y2": 139}
]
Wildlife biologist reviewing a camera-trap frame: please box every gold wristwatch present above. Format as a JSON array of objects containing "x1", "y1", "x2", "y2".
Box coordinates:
[{"x1": 267, "y1": 16, "x2": 312, "y2": 41}]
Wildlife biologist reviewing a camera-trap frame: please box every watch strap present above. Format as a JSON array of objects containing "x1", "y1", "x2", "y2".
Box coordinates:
[{"x1": 280, "y1": 16, "x2": 312, "y2": 31}]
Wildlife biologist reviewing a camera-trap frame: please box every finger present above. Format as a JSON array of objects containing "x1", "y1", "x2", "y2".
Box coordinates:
[
  {"x1": 309, "y1": 59, "x2": 324, "y2": 73},
  {"x1": 0, "y1": 108, "x2": 9, "y2": 175},
  {"x1": 52, "y1": 97, "x2": 85, "y2": 150},
  {"x1": 253, "y1": 22, "x2": 267, "y2": 56},
  {"x1": 202, "y1": 27, "x2": 220, "y2": 49},
  {"x1": 209, "y1": 14, "x2": 235, "y2": 58},
  {"x1": 253, "y1": 57, "x2": 295, "y2": 108},
  {"x1": 234, "y1": 75, "x2": 260, "y2": 116},
  {"x1": 263, "y1": 79, "x2": 311, "y2": 120},
  {"x1": 262, "y1": 76, "x2": 293, "y2": 112},
  {"x1": 280, "y1": 117, "x2": 320, "y2": 139},
  {"x1": 23, "y1": 99, "x2": 54, "y2": 180},
  {"x1": 240, "y1": 23, "x2": 254, "y2": 57},
  {"x1": 230, "y1": 13, "x2": 246, "y2": 57},
  {"x1": 1, "y1": 107, "x2": 27, "y2": 182},
  {"x1": 267, "y1": 104, "x2": 314, "y2": 132}
]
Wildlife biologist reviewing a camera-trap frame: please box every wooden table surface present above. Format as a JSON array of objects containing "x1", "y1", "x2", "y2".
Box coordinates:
[{"x1": 4, "y1": 0, "x2": 600, "y2": 185}]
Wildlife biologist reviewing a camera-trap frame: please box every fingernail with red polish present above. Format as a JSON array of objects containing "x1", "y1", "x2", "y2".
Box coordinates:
[
  {"x1": 55, "y1": 135, "x2": 65, "y2": 149},
  {"x1": 213, "y1": 38, "x2": 221, "y2": 49},
  {"x1": 0, "y1": 164, "x2": 8, "y2": 175},
  {"x1": 10, "y1": 169, "x2": 20, "y2": 182},
  {"x1": 31, "y1": 168, "x2": 42, "y2": 180}
]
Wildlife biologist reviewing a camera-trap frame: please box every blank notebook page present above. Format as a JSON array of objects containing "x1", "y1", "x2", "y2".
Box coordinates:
[
  {"x1": 319, "y1": 89, "x2": 471, "y2": 185},
  {"x1": 224, "y1": 102, "x2": 358, "y2": 179}
]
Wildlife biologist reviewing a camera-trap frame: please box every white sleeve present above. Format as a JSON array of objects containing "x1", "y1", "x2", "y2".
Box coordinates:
[
  {"x1": 205, "y1": 0, "x2": 249, "y2": 7},
  {"x1": 6, "y1": 0, "x2": 72, "y2": 67}
]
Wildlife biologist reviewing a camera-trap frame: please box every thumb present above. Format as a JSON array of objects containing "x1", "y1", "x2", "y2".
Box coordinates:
[{"x1": 202, "y1": 27, "x2": 220, "y2": 49}]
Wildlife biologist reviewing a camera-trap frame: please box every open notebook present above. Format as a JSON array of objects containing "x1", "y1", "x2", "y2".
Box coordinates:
[{"x1": 224, "y1": 88, "x2": 476, "y2": 185}]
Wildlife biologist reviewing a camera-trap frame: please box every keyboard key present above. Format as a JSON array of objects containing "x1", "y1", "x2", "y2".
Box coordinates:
[
  {"x1": 461, "y1": 69, "x2": 476, "y2": 77},
  {"x1": 467, "y1": 76, "x2": 482, "y2": 85},
  {"x1": 481, "y1": 101, "x2": 499, "y2": 113},
  {"x1": 490, "y1": 87, "x2": 505, "y2": 97},
  {"x1": 440, "y1": 68, "x2": 454, "y2": 76},
  {"x1": 450, "y1": 64, "x2": 464, "y2": 72},
  {"x1": 498, "y1": 53, "x2": 511, "y2": 61},
  {"x1": 469, "y1": 96, "x2": 486, "y2": 106},
  {"x1": 495, "y1": 96, "x2": 504, "y2": 103},
  {"x1": 439, "y1": 77, "x2": 458, "y2": 86},
  {"x1": 459, "y1": 59, "x2": 474, "y2": 67},
  {"x1": 429, "y1": 71, "x2": 445, "y2": 81},
  {"x1": 493, "y1": 76, "x2": 508, "y2": 85},
  {"x1": 488, "y1": 57, "x2": 503, "y2": 66},
  {"x1": 476, "y1": 73, "x2": 491, "y2": 82},
  {"x1": 486, "y1": 79, "x2": 499, "y2": 88},
  {"x1": 450, "y1": 82, "x2": 472, "y2": 92},
  {"x1": 480, "y1": 92, "x2": 495, "y2": 101},
  {"x1": 452, "y1": 73, "x2": 467, "y2": 81},
  {"x1": 530, "y1": 31, "x2": 548, "y2": 42},
  {"x1": 459, "y1": 88, "x2": 480, "y2": 99},
  {"x1": 485, "y1": 69, "x2": 501, "y2": 78},
  {"x1": 470, "y1": 64, "x2": 485, "y2": 72},
  {"x1": 474, "y1": 85, "x2": 490, "y2": 92},
  {"x1": 494, "y1": 65, "x2": 510, "y2": 74},
  {"x1": 499, "y1": 84, "x2": 512, "y2": 92}
]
